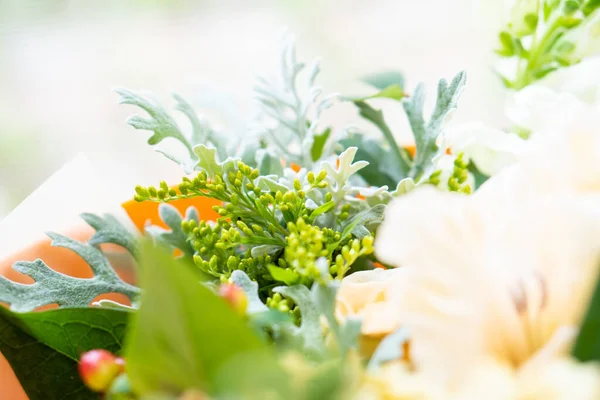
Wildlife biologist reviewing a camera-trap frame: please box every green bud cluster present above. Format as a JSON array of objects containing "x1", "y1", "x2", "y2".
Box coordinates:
[
  {"x1": 329, "y1": 236, "x2": 375, "y2": 279},
  {"x1": 447, "y1": 152, "x2": 471, "y2": 194},
  {"x1": 183, "y1": 218, "x2": 273, "y2": 282}
]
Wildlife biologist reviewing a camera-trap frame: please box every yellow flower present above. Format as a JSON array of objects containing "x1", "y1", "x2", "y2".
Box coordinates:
[{"x1": 336, "y1": 268, "x2": 403, "y2": 357}]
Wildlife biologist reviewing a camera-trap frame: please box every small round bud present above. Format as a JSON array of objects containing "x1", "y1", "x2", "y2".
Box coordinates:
[
  {"x1": 218, "y1": 283, "x2": 248, "y2": 316},
  {"x1": 78, "y1": 349, "x2": 124, "y2": 393}
]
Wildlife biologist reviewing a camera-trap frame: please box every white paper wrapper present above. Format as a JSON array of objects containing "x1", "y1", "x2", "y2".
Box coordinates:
[{"x1": 0, "y1": 153, "x2": 136, "y2": 259}]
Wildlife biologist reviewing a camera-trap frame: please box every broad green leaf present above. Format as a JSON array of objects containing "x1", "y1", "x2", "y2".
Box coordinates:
[
  {"x1": 573, "y1": 271, "x2": 600, "y2": 361},
  {"x1": 405, "y1": 72, "x2": 467, "y2": 181},
  {"x1": 0, "y1": 233, "x2": 140, "y2": 312},
  {"x1": 125, "y1": 242, "x2": 269, "y2": 395},
  {"x1": 0, "y1": 307, "x2": 129, "y2": 400}
]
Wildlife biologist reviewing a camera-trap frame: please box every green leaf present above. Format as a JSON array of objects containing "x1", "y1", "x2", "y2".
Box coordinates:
[
  {"x1": 81, "y1": 213, "x2": 139, "y2": 259},
  {"x1": 268, "y1": 265, "x2": 301, "y2": 285},
  {"x1": 573, "y1": 270, "x2": 600, "y2": 361},
  {"x1": 116, "y1": 88, "x2": 193, "y2": 157},
  {"x1": 309, "y1": 200, "x2": 336, "y2": 219},
  {"x1": 339, "y1": 134, "x2": 403, "y2": 187},
  {"x1": 311, "y1": 127, "x2": 332, "y2": 162},
  {"x1": 583, "y1": 0, "x2": 600, "y2": 15},
  {"x1": 125, "y1": 242, "x2": 269, "y2": 395},
  {"x1": 405, "y1": 71, "x2": 467, "y2": 181},
  {"x1": 256, "y1": 149, "x2": 284, "y2": 176},
  {"x1": 348, "y1": 85, "x2": 406, "y2": 102},
  {"x1": 496, "y1": 31, "x2": 516, "y2": 57},
  {"x1": 361, "y1": 71, "x2": 405, "y2": 91},
  {"x1": 0, "y1": 233, "x2": 140, "y2": 312},
  {"x1": 145, "y1": 204, "x2": 198, "y2": 258},
  {"x1": 0, "y1": 307, "x2": 129, "y2": 400}
]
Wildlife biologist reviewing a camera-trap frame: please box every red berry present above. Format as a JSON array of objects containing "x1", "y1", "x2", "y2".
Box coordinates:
[
  {"x1": 218, "y1": 283, "x2": 248, "y2": 316},
  {"x1": 78, "y1": 349, "x2": 124, "y2": 392}
]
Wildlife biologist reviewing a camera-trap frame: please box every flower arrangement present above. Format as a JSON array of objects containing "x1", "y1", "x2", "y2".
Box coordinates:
[{"x1": 2, "y1": 1, "x2": 600, "y2": 399}]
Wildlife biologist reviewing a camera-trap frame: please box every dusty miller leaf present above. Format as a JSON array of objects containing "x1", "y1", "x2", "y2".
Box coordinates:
[
  {"x1": 0, "y1": 233, "x2": 140, "y2": 312},
  {"x1": 145, "y1": 204, "x2": 198, "y2": 257},
  {"x1": 368, "y1": 328, "x2": 410, "y2": 371},
  {"x1": 405, "y1": 71, "x2": 467, "y2": 181},
  {"x1": 273, "y1": 284, "x2": 325, "y2": 358},
  {"x1": 192, "y1": 144, "x2": 237, "y2": 176},
  {"x1": 116, "y1": 88, "x2": 193, "y2": 157},
  {"x1": 81, "y1": 212, "x2": 139, "y2": 259},
  {"x1": 230, "y1": 270, "x2": 269, "y2": 315},
  {"x1": 340, "y1": 204, "x2": 386, "y2": 241}
]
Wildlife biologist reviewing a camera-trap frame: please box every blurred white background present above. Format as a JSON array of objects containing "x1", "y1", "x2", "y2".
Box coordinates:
[{"x1": 0, "y1": 0, "x2": 508, "y2": 219}]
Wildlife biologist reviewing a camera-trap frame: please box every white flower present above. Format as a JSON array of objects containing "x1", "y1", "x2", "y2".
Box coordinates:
[
  {"x1": 439, "y1": 122, "x2": 525, "y2": 177},
  {"x1": 506, "y1": 85, "x2": 586, "y2": 133},
  {"x1": 373, "y1": 97, "x2": 600, "y2": 396},
  {"x1": 537, "y1": 57, "x2": 600, "y2": 104}
]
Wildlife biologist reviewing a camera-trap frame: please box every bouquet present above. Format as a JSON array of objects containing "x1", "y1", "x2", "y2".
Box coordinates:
[{"x1": 2, "y1": 1, "x2": 600, "y2": 399}]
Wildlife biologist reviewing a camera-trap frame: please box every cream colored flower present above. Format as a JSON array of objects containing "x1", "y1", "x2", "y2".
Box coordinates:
[
  {"x1": 374, "y1": 183, "x2": 600, "y2": 397},
  {"x1": 336, "y1": 268, "x2": 403, "y2": 357}
]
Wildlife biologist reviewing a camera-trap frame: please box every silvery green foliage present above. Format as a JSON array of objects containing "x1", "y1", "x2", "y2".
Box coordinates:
[
  {"x1": 116, "y1": 89, "x2": 229, "y2": 173},
  {"x1": 274, "y1": 280, "x2": 361, "y2": 359},
  {"x1": 145, "y1": 204, "x2": 199, "y2": 258},
  {"x1": 252, "y1": 34, "x2": 340, "y2": 167},
  {"x1": 82, "y1": 213, "x2": 139, "y2": 259},
  {"x1": 0, "y1": 222, "x2": 140, "y2": 312},
  {"x1": 368, "y1": 328, "x2": 410, "y2": 371},
  {"x1": 404, "y1": 71, "x2": 467, "y2": 181},
  {"x1": 230, "y1": 270, "x2": 269, "y2": 315}
]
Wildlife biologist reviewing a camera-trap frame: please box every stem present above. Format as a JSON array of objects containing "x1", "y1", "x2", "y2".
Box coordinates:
[{"x1": 355, "y1": 101, "x2": 411, "y2": 178}]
